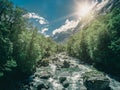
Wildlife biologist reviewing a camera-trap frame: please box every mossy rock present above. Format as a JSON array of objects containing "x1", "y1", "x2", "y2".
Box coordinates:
[
  {"x1": 38, "y1": 58, "x2": 49, "y2": 67},
  {"x1": 83, "y1": 71, "x2": 110, "y2": 90}
]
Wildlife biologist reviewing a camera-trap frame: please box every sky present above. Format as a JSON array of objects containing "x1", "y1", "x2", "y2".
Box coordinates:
[
  {"x1": 10, "y1": 0, "x2": 80, "y2": 36},
  {"x1": 9, "y1": 0, "x2": 105, "y2": 37}
]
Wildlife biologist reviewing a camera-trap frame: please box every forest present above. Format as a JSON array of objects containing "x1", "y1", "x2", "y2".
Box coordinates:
[
  {"x1": 0, "y1": 0, "x2": 120, "y2": 90},
  {"x1": 0, "y1": 0, "x2": 65, "y2": 80},
  {"x1": 67, "y1": 1, "x2": 120, "y2": 75}
]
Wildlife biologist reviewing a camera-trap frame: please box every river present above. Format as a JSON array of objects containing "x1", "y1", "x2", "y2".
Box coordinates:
[{"x1": 20, "y1": 52, "x2": 120, "y2": 90}]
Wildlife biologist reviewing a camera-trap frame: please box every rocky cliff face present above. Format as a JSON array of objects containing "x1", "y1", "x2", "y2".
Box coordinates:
[{"x1": 52, "y1": 0, "x2": 118, "y2": 43}]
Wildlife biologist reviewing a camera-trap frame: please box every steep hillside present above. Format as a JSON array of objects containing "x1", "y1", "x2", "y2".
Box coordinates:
[
  {"x1": 67, "y1": 0, "x2": 120, "y2": 76},
  {"x1": 52, "y1": 0, "x2": 117, "y2": 43}
]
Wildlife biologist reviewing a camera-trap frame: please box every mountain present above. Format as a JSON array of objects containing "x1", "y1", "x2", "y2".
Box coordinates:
[
  {"x1": 52, "y1": 0, "x2": 117, "y2": 43},
  {"x1": 52, "y1": 31, "x2": 73, "y2": 43}
]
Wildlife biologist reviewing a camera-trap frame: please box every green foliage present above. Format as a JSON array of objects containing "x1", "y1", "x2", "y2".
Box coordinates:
[
  {"x1": 0, "y1": 0, "x2": 58, "y2": 78},
  {"x1": 14, "y1": 28, "x2": 41, "y2": 74},
  {"x1": 4, "y1": 59, "x2": 17, "y2": 71},
  {"x1": 67, "y1": 30, "x2": 90, "y2": 63},
  {"x1": 86, "y1": 17, "x2": 111, "y2": 64},
  {"x1": 40, "y1": 37, "x2": 57, "y2": 58},
  {"x1": 0, "y1": 0, "x2": 14, "y2": 77},
  {"x1": 67, "y1": 2, "x2": 120, "y2": 75},
  {"x1": 0, "y1": 72, "x2": 4, "y2": 77}
]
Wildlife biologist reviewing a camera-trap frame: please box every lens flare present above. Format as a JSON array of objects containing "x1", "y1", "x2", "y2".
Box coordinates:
[
  {"x1": 77, "y1": 4, "x2": 91, "y2": 17},
  {"x1": 74, "y1": 0, "x2": 97, "y2": 18}
]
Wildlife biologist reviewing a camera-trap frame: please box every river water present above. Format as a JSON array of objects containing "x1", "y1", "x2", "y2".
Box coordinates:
[{"x1": 20, "y1": 52, "x2": 120, "y2": 90}]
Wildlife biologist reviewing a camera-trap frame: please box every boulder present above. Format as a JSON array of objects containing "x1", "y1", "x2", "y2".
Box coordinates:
[
  {"x1": 59, "y1": 77, "x2": 69, "y2": 88},
  {"x1": 37, "y1": 58, "x2": 49, "y2": 67},
  {"x1": 37, "y1": 82, "x2": 49, "y2": 90},
  {"x1": 59, "y1": 77, "x2": 66, "y2": 83},
  {"x1": 52, "y1": 57, "x2": 59, "y2": 62},
  {"x1": 62, "y1": 61, "x2": 70, "y2": 68},
  {"x1": 40, "y1": 71, "x2": 51, "y2": 79},
  {"x1": 83, "y1": 71, "x2": 111, "y2": 90},
  {"x1": 62, "y1": 80, "x2": 69, "y2": 88}
]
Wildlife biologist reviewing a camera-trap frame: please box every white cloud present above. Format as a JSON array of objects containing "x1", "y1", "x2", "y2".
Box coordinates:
[
  {"x1": 52, "y1": 19, "x2": 79, "y2": 35},
  {"x1": 23, "y1": 12, "x2": 48, "y2": 24},
  {"x1": 41, "y1": 28, "x2": 48, "y2": 34}
]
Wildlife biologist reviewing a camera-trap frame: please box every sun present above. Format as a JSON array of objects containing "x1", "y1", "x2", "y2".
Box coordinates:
[
  {"x1": 51, "y1": 1, "x2": 96, "y2": 23},
  {"x1": 75, "y1": 1, "x2": 95, "y2": 18},
  {"x1": 76, "y1": 3, "x2": 92, "y2": 18},
  {"x1": 77, "y1": 4, "x2": 91, "y2": 17}
]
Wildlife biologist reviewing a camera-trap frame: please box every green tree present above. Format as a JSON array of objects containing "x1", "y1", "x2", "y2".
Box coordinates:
[{"x1": 0, "y1": 0, "x2": 16, "y2": 77}]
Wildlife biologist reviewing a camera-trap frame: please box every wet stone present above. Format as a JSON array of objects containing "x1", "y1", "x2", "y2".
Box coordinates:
[
  {"x1": 62, "y1": 81, "x2": 69, "y2": 88},
  {"x1": 59, "y1": 77, "x2": 67, "y2": 83},
  {"x1": 62, "y1": 61, "x2": 70, "y2": 68},
  {"x1": 19, "y1": 53, "x2": 120, "y2": 90},
  {"x1": 39, "y1": 71, "x2": 51, "y2": 79},
  {"x1": 37, "y1": 83, "x2": 49, "y2": 90},
  {"x1": 83, "y1": 71, "x2": 110, "y2": 90}
]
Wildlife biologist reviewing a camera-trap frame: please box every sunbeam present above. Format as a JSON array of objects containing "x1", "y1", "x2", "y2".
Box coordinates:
[{"x1": 74, "y1": 0, "x2": 97, "y2": 18}]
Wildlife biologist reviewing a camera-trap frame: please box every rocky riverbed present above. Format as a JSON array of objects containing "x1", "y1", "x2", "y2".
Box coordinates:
[{"x1": 20, "y1": 52, "x2": 120, "y2": 90}]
